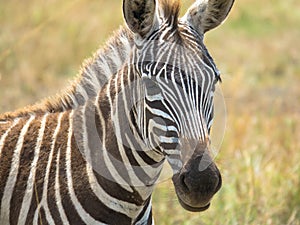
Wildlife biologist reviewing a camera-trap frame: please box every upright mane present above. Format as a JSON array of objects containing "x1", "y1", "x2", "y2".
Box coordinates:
[
  {"x1": 159, "y1": 0, "x2": 181, "y2": 28},
  {"x1": 0, "y1": 27, "x2": 133, "y2": 121},
  {"x1": 0, "y1": 0, "x2": 182, "y2": 122}
]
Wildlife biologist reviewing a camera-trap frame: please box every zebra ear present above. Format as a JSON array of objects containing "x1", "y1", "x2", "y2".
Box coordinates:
[
  {"x1": 183, "y1": 0, "x2": 235, "y2": 34},
  {"x1": 123, "y1": 0, "x2": 157, "y2": 38}
]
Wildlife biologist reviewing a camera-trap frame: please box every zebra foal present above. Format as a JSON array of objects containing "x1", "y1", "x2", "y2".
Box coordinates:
[{"x1": 0, "y1": 0, "x2": 235, "y2": 224}]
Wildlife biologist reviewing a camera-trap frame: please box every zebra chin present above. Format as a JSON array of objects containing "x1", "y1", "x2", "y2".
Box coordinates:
[{"x1": 171, "y1": 152, "x2": 222, "y2": 212}]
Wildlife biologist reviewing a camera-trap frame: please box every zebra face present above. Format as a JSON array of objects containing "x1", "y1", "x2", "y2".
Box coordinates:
[
  {"x1": 135, "y1": 47, "x2": 222, "y2": 212},
  {"x1": 123, "y1": 0, "x2": 234, "y2": 212}
]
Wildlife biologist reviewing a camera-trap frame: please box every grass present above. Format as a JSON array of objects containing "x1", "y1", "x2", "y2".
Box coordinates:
[{"x1": 1, "y1": 0, "x2": 300, "y2": 224}]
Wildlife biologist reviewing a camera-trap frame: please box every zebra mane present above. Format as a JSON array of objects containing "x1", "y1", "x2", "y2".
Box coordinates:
[
  {"x1": 0, "y1": 27, "x2": 134, "y2": 121},
  {"x1": 159, "y1": 0, "x2": 181, "y2": 29},
  {"x1": 0, "y1": 0, "x2": 181, "y2": 122}
]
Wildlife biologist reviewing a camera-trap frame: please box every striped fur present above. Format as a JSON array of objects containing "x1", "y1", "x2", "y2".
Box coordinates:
[
  {"x1": 0, "y1": 70, "x2": 160, "y2": 224},
  {"x1": 0, "y1": 0, "x2": 235, "y2": 224}
]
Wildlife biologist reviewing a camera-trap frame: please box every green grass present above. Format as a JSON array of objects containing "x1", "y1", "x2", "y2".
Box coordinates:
[
  {"x1": 228, "y1": 0, "x2": 300, "y2": 37},
  {"x1": 1, "y1": 0, "x2": 300, "y2": 224}
]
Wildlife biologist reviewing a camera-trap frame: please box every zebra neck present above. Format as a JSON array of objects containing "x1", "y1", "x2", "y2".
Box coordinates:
[{"x1": 71, "y1": 92, "x2": 165, "y2": 201}]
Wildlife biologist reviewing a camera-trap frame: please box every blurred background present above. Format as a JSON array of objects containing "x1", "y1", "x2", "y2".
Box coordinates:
[{"x1": 0, "y1": 0, "x2": 299, "y2": 224}]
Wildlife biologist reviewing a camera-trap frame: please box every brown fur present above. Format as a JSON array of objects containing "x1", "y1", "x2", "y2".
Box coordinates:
[
  {"x1": 159, "y1": 0, "x2": 181, "y2": 27},
  {"x1": 9, "y1": 118, "x2": 41, "y2": 224},
  {"x1": 0, "y1": 120, "x2": 24, "y2": 203}
]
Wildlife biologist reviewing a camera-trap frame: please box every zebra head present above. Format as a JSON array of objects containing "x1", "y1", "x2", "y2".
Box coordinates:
[{"x1": 123, "y1": 0, "x2": 234, "y2": 212}]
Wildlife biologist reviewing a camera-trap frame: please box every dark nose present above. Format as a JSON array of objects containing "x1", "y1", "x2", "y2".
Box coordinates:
[{"x1": 180, "y1": 155, "x2": 222, "y2": 200}]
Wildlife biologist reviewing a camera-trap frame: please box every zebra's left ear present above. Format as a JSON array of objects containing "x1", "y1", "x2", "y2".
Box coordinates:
[
  {"x1": 123, "y1": 0, "x2": 158, "y2": 38},
  {"x1": 182, "y1": 0, "x2": 235, "y2": 34}
]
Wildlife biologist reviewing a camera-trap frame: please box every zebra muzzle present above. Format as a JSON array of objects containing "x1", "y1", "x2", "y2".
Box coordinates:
[{"x1": 172, "y1": 150, "x2": 222, "y2": 212}]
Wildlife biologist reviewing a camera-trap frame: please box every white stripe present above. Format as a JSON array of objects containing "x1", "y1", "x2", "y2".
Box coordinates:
[
  {"x1": 110, "y1": 44, "x2": 123, "y2": 68},
  {"x1": 119, "y1": 34, "x2": 132, "y2": 58},
  {"x1": 33, "y1": 113, "x2": 64, "y2": 225},
  {"x1": 67, "y1": 93, "x2": 79, "y2": 108},
  {"x1": 145, "y1": 93, "x2": 164, "y2": 102},
  {"x1": 0, "y1": 118, "x2": 20, "y2": 157},
  {"x1": 145, "y1": 106, "x2": 174, "y2": 122},
  {"x1": 160, "y1": 97, "x2": 180, "y2": 127},
  {"x1": 75, "y1": 84, "x2": 89, "y2": 102},
  {"x1": 0, "y1": 115, "x2": 35, "y2": 223},
  {"x1": 18, "y1": 114, "x2": 48, "y2": 225},
  {"x1": 85, "y1": 67, "x2": 101, "y2": 91},
  {"x1": 155, "y1": 123, "x2": 178, "y2": 133},
  {"x1": 97, "y1": 55, "x2": 112, "y2": 78},
  {"x1": 159, "y1": 136, "x2": 179, "y2": 144},
  {"x1": 163, "y1": 149, "x2": 180, "y2": 155},
  {"x1": 65, "y1": 111, "x2": 103, "y2": 224},
  {"x1": 55, "y1": 148, "x2": 70, "y2": 225}
]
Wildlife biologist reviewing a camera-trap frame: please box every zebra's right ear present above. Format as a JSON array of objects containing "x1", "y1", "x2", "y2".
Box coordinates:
[{"x1": 123, "y1": 0, "x2": 158, "y2": 38}]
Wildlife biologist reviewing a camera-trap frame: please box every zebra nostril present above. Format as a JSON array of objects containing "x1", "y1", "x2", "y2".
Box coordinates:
[
  {"x1": 178, "y1": 165, "x2": 221, "y2": 195},
  {"x1": 179, "y1": 172, "x2": 190, "y2": 191}
]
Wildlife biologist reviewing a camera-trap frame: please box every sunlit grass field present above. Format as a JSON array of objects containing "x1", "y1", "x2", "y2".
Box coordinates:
[{"x1": 1, "y1": 0, "x2": 300, "y2": 224}]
